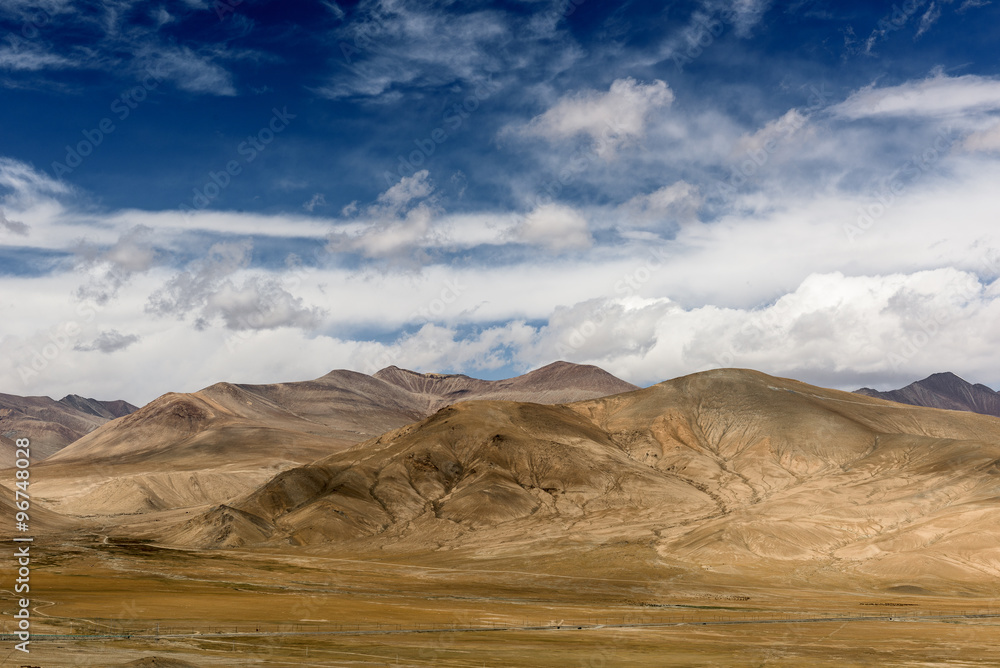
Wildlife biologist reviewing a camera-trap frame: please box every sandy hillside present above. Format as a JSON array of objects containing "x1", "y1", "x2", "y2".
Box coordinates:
[
  {"x1": 161, "y1": 368, "x2": 1000, "y2": 589},
  {"x1": 22, "y1": 362, "x2": 637, "y2": 517}
]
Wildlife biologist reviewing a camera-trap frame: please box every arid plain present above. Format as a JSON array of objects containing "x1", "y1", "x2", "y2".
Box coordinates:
[{"x1": 4, "y1": 363, "x2": 1000, "y2": 666}]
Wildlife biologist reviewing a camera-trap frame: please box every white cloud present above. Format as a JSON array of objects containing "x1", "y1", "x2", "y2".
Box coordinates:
[
  {"x1": 621, "y1": 181, "x2": 702, "y2": 228},
  {"x1": 373, "y1": 169, "x2": 434, "y2": 214},
  {"x1": 832, "y1": 73, "x2": 1000, "y2": 119},
  {"x1": 733, "y1": 109, "x2": 810, "y2": 157},
  {"x1": 7, "y1": 60, "x2": 1000, "y2": 404},
  {"x1": 508, "y1": 268, "x2": 999, "y2": 391},
  {"x1": 303, "y1": 193, "x2": 326, "y2": 212},
  {"x1": 0, "y1": 157, "x2": 70, "y2": 206},
  {"x1": 145, "y1": 241, "x2": 323, "y2": 331},
  {"x1": 327, "y1": 170, "x2": 443, "y2": 260},
  {"x1": 723, "y1": 0, "x2": 773, "y2": 36},
  {"x1": 958, "y1": 0, "x2": 991, "y2": 10},
  {"x1": 319, "y1": 1, "x2": 526, "y2": 99},
  {"x1": 915, "y1": 2, "x2": 941, "y2": 38},
  {"x1": 0, "y1": 46, "x2": 76, "y2": 71},
  {"x1": 74, "y1": 225, "x2": 161, "y2": 305},
  {"x1": 962, "y1": 121, "x2": 1000, "y2": 152},
  {"x1": 510, "y1": 203, "x2": 592, "y2": 251},
  {"x1": 513, "y1": 78, "x2": 674, "y2": 157}
]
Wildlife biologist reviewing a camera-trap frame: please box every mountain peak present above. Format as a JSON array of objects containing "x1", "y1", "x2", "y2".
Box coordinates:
[{"x1": 855, "y1": 372, "x2": 1000, "y2": 418}]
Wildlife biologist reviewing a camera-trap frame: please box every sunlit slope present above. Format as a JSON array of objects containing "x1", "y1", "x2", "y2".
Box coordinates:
[
  {"x1": 28, "y1": 362, "x2": 637, "y2": 517},
  {"x1": 171, "y1": 369, "x2": 1000, "y2": 589}
]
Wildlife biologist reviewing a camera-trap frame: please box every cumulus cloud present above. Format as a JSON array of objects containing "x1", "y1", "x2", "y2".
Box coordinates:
[
  {"x1": 146, "y1": 240, "x2": 323, "y2": 330},
  {"x1": 322, "y1": 268, "x2": 1000, "y2": 393},
  {"x1": 75, "y1": 225, "x2": 161, "y2": 305},
  {"x1": 74, "y1": 330, "x2": 140, "y2": 353},
  {"x1": 327, "y1": 170, "x2": 443, "y2": 260},
  {"x1": 500, "y1": 269, "x2": 999, "y2": 389},
  {"x1": 147, "y1": 240, "x2": 253, "y2": 318},
  {"x1": 832, "y1": 73, "x2": 1000, "y2": 119},
  {"x1": 203, "y1": 277, "x2": 324, "y2": 330},
  {"x1": 512, "y1": 78, "x2": 673, "y2": 157},
  {"x1": 510, "y1": 203, "x2": 592, "y2": 251}
]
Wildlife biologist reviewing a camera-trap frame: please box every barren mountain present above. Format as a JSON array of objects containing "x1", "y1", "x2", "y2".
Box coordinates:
[
  {"x1": 167, "y1": 368, "x2": 1000, "y2": 589},
  {"x1": 0, "y1": 392, "x2": 138, "y2": 466},
  {"x1": 373, "y1": 360, "x2": 638, "y2": 411},
  {"x1": 27, "y1": 362, "x2": 637, "y2": 516},
  {"x1": 856, "y1": 371, "x2": 1000, "y2": 417}
]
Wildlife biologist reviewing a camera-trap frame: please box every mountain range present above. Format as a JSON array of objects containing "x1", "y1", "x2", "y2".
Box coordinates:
[
  {"x1": 26, "y1": 362, "x2": 638, "y2": 516},
  {"x1": 7, "y1": 363, "x2": 1000, "y2": 591},
  {"x1": 0, "y1": 392, "x2": 137, "y2": 467},
  {"x1": 855, "y1": 371, "x2": 1000, "y2": 417},
  {"x1": 153, "y1": 368, "x2": 1000, "y2": 591}
]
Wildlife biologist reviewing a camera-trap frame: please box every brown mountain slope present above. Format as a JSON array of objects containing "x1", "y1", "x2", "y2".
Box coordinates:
[
  {"x1": 856, "y1": 371, "x2": 1000, "y2": 417},
  {"x1": 29, "y1": 362, "x2": 637, "y2": 516},
  {"x1": 168, "y1": 369, "x2": 1000, "y2": 589},
  {"x1": 373, "y1": 361, "x2": 639, "y2": 411},
  {"x1": 0, "y1": 392, "x2": 138, "y2": 466}
]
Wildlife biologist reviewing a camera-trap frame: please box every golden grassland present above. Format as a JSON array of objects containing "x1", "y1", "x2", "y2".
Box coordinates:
[{"x1": 4, "y1": 534, "x2": 1000, "y2": 667}]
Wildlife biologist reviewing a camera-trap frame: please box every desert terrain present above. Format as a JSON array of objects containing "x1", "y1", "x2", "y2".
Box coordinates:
[{"x1": 3, "y1": 364, "x2": 1000, "y2": 666}]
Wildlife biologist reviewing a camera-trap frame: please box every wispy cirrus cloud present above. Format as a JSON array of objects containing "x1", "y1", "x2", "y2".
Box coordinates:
[
  {"x1": 830, "y1": 73, "x2": 1000, "y2": 119},
  {"x1": 317, "y1": 0, "x2": 582, "y2": 100},
  {"x1": 134, "y1": 45, "x2": 236, "y2": 96}
]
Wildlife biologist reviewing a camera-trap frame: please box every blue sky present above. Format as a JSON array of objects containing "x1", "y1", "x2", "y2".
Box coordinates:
[{"x1": 2, "y1": 0, "x2": 1000, "y2": 403}]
